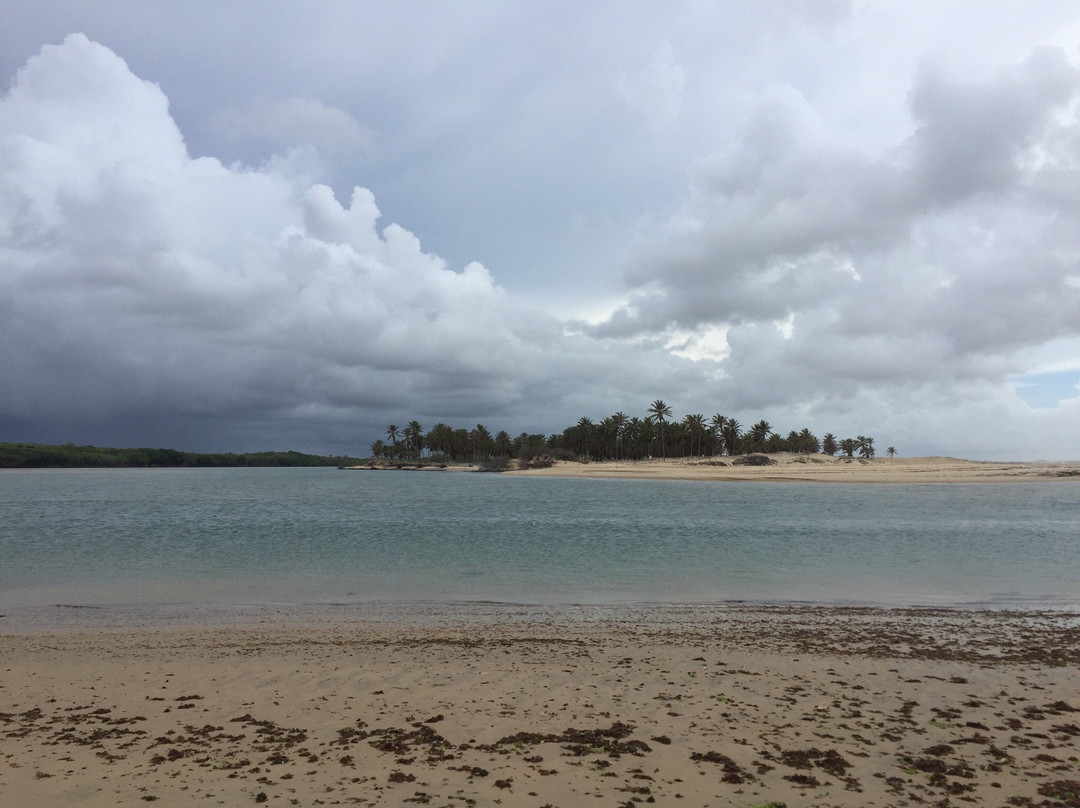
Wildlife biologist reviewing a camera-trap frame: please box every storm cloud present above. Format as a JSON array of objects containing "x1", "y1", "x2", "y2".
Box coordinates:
[{"x1": 0, "y1": 35, "x2": 711, "y2": 451}]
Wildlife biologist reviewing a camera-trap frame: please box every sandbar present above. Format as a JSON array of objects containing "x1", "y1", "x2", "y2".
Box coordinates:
[{"x1": 505, "y1": 454, "x2": 1080, "y2": 484}]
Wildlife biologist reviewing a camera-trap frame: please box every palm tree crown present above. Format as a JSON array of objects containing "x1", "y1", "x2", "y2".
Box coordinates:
[
  {"x1": 647, "y1": 400, "x2": 673, "y2": 457},
  {"x1": 749, "y1": 420, "x2": 772, "y2": 452}
]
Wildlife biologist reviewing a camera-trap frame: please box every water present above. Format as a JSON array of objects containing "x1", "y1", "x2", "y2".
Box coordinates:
[{"x1": 1, "y1": 468, "x2": 1078, "y2": 612}]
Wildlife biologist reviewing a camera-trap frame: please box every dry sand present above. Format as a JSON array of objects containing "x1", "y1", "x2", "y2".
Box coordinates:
[
  {"x1": 505, "y1": 454, "x2": 1080, "y2": 484},
  {"x1": 2, "y1": 607, "x2": 1078, "y2": 807}
]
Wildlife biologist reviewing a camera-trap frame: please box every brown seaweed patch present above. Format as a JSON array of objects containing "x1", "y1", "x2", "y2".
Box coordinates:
[
  {"x1": 779, "y1": 747, "x2": 852, "y2": 778},
  {"x1": 490, "y1": 723, "x2": 650, "y2": 758},
  {"x1": 690, "y1": 750, "x2": 754, "y2": 783}
]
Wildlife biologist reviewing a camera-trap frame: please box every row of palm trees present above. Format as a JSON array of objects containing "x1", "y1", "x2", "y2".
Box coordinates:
[
  {"x1": 374, "y1": 421, "x2": 517, "y2": 463},
  {"x1": 370, "y1": 401, "x2": 890, "y2": 463}
]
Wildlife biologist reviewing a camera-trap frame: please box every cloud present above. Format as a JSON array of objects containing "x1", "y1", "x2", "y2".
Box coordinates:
[
  {"x1": 213, "y1": 97, "x2": 373, "y2": 156},
  {"x1": 906, "y1": 46, "x2": 1079, "y2": 204},
  {"x1": 0, "y1": 35, "x2": 717, "y2": 452},
  {"x1": 4, "y1": 30, "x2": 1080, "y2": 461},
  {"x1": 592, "y1": 47, "x2": 1080, "y2": 410},
  {"x1": 617, "y1": 41, "x2": 686, "y2": 130}
]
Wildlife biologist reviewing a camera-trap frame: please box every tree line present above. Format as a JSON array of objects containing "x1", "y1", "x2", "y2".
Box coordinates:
[
  {"x1": 371, "y1": 400, "x2": 891, "y2": 464},
  {"x1": 0, "y1": 443, "x2": 367, "y2": 469}
]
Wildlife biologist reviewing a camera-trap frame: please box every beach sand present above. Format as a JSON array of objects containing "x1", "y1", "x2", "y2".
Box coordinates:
[
  {"x1": 2, "y1": 607, "x2": 1078, "y2": 807},
  {"x1": 505, "y1": 454, "x2": 1080, "y2": 484}
]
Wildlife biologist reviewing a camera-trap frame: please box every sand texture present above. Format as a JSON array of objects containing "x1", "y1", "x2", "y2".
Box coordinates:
[
  {"x1": 504, "y1": 454, "x2": 1080, "y2": 484},
  {"x1": 2, "y1": 607, "x2": 1079, "y2": 807}
]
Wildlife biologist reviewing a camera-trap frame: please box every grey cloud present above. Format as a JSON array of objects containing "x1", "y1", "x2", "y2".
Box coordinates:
[
  {"x1": 617, "y1": 41, "x2": 686, "y2": 130},
  {"x1": 595, "y1": 45, "x2": 1080, "y2": 397},
  {"x1": 907, "y1": 46, "x2": 1079, "y2": 204},
  {"x1": 0, "y1": 35, "x2": 722, "y2": 452}
]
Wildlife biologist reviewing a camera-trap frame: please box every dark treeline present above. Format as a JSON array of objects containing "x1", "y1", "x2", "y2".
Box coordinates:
[
  {"x1": 372, "y1": 401, "x2": 888, "y2": 464},
  {"x1": 0, "y1": 443, "x2": 367, "y2": 469}
]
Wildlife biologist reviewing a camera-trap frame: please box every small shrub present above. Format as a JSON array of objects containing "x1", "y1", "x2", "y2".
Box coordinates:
[
  {"x1": 732, "y1": 454, "x2": 775, "y2": 466},
  {"x1": 477, "y1": 456, "x2": 510, "y2": 472},
  {"x1": 524, "y1": 454, "x2": 554, "y2": 469}
]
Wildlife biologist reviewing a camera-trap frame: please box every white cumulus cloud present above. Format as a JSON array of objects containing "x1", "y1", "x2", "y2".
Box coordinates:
[{"x1": 0, "y1": 35, "x2": 714, "y2": 452}]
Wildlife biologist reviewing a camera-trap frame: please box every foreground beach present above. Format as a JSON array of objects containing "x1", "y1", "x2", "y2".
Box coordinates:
[
  {"x1": 2, "y1": 607, "x2": 1078, "y2": 807},
  {"x1": 505, "y1": 454, "x2": 1080, "y2": 484}
]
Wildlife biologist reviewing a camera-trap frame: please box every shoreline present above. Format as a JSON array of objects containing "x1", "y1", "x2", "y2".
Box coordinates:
[
  {"x1": 2, "y1": 606, "x2": 1077, "y2": 807},
  {"x1": 503, "y1": 454, "x2": 1080, "y2": 484},
  {"x1": 342, "y1": 454, "x2": 1080, "y2": 483},
  {"x1": 9, "y1": 454, "x2": 1080, "y2": 483},
  {"x1": 4, "y1": 598, "x2": 1080, "y2": 636}
]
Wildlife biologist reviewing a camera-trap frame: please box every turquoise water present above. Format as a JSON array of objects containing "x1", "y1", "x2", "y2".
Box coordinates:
[{"x1": 1, "y1": 468, "x2": 1077, "y2": 609}]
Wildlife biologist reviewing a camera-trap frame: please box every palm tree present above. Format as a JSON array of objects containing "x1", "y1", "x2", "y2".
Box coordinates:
[
  {"x1": 887, "y1": 446, "x2": 897, "y2": 457},
  {"x1": 625, "y1": 416, "x2": 645, "y2": 459},
  {"x1": 599, "y1": 416, "x2": 617, "y2": 460},
  {"x1": 684, "y1": 413, "x2": 706, "y2": 457},
  {"x1": 426, "y1": 423, "x2": 452, "y2": 459},
  {"x1": 721, "y1": 418, "x2": 741, "y2": 456},
  {"x1": 452, "y1": 428, "x2": 470, "y2": 460},
  {"x1": 386, "y1": 424, "x2": 400, "y2": 458},
  {"x1": 857, "y1": 436, "x2": 875, "y2": 459},
  {"x1": 796, "y1": 427, "x2": 819, "y2": 454},
  {"x1": 469, "y1": 424, "x2": 493, "y2": 461},
  {"x1": 709, "y1": 414, "x2": 726, "y2": 456},
  {"x1": 822, "y1": 433, "x2": 838, "y2": 456},
  {"x1": 406, "y1": 421, "x2": 424, "y2": 460},
  {"x1": 647, "y1": 399, "x2": 672, "y2": 457},
  {"x1": 370, "y1": 439, "x2": 387, "y2": 459},
  {"x1": 667, "y1": 421, "x2": 688, "y2": 456},
  {"x1": 840, "y1": 438, "x2": 858, "y2": 458},
  {"x1": 611, "y1": 411, "x2": 628, "y2": 460},
  {"x1": 576, "y1": 417, "x2": 594, "y2": 460},
  {"x1": 749, "y1": 420, "x2": 772, "y2": 452}
]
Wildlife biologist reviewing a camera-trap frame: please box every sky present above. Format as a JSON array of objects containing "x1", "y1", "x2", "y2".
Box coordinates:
[{"x1": 3, "y1": 1, "x2": 1080, "y2": 460}]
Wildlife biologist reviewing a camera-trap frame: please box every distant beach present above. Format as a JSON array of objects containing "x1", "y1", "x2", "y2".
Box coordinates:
[
  {"x1": 503, "y1": 453, "x2": 1080, "y2": 483},
  {"x1": 347, "y1": 453, "x2": 1080, "y2": 483}
]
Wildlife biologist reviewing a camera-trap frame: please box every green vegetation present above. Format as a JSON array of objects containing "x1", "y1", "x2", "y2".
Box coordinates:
[
  {"x1": 3, "y1": 403, "x2": 884, "y2": 469},
  {"x1": 371, "y1": 404, "x2": 881, "y2": 465},
  {"x1": 0, "y1": 442, "x2": 366, "y2": 469}
]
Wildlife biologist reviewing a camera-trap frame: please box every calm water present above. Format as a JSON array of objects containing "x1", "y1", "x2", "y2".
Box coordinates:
[{"x1": 1, "y1": 468, "x2": 1078, "y2": 610}]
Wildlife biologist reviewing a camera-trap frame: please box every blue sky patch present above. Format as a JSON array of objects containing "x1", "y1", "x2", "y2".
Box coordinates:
[{"x1": 1012, "y1": 371, "x2": 1080, "y2": 409}]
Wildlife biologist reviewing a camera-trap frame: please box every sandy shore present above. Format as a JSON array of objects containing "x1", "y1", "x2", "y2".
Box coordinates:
[
  {"x1": 505, "y1": 454, "x2": 1080, "y2": 484},
  {"x1": 2, "y1": 607, "x2": 1078, "y2": 807}
]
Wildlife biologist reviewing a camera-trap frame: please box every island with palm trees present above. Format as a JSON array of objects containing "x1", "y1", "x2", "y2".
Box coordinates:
[
  {"x1": 360, "y1": 402, "x2": 1079, "y2": 482},
  {"x1": 370, "y1": 400, "x2": 882, "y2": 466}
]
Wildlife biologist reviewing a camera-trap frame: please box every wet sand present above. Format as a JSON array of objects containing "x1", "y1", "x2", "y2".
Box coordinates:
[
  {"x1": 2, "y1": 606, "x2": 1078, "y2": 807},
  {"x1": 505, "y1": 454, "x2": 1080, "y2": 484}
]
